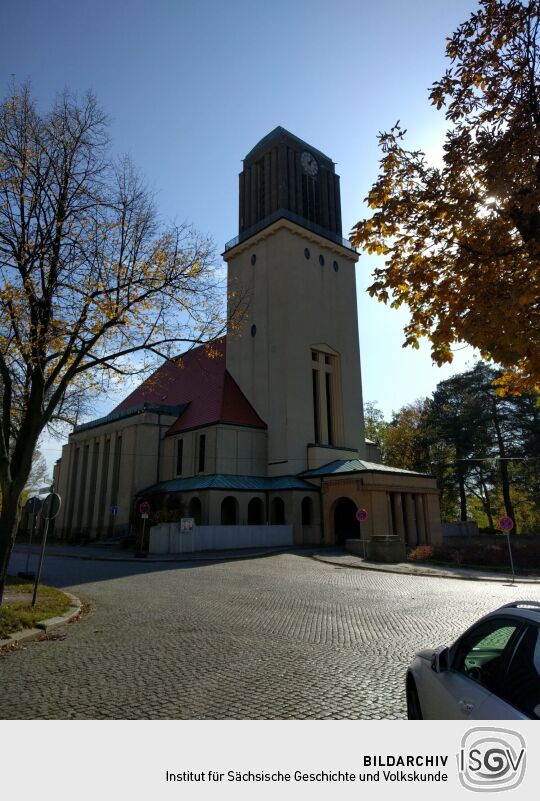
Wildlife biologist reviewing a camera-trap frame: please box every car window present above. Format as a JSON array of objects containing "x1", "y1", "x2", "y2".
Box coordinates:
[
  {"x1": 499, "y1": 625, "x2": 540, "y2": 719},
  {"x1": 452, "y1": 619, "x2": 520, "y2": 693}
]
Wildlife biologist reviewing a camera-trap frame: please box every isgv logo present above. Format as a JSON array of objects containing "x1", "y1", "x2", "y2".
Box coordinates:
[{"x1": 457, "y1": 727, "x2": 526, "y2": 792}]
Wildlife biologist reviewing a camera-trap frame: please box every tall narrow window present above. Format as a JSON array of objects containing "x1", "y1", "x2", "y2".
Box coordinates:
[
  {"x1": 311, "y1": 349, "x2": 341, "y2": 446},
  {"x1": 198, "y1": 434, "x2": 206, "y2": 473},
  {"x1": 176, "y1": 439, "x2": 183, "y2": 476},
  {"x1": 312, "y1": 368, "x2": 320, "y2": 443},
  {"x1": 325, "y1": 372, "x2": 334, "y2": 446}
]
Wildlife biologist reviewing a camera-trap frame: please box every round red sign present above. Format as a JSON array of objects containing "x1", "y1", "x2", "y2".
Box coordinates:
[
  {"x1": 356, "y1": 507, "x2": 368, "y2": 522},
  {"x1": 498, "y1": 515, "x2": 514, "y2": 532},
  {"x1": 139, "y1": 501, "x2": 150, "y2": 515}
]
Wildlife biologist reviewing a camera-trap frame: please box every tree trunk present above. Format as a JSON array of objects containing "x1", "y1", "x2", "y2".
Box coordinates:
[
  {"x1": 499, "y1": 458, "x2": 517, "y2": 535},
  {"x1": 490, "y1": 401, "x2": 518, "y2": 535},
  {"x1": 0, "y1": 487, "x2": 23, "y2": 605},
  {"x1": 481, "y1": 478, "x2": 495, "y2": 530},
  {"x1": 456, "y1": 449, "x2": 467, "y2": 521}
]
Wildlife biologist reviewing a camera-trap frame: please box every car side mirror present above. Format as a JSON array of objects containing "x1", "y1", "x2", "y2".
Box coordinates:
[{"x1": 431, "y1": 646, "x2": 449, "y2": 673}]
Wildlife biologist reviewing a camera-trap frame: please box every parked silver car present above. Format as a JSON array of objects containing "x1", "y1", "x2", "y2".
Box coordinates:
[{"x1": 406, "y1": 601, "x2": 540, "y2": 719}]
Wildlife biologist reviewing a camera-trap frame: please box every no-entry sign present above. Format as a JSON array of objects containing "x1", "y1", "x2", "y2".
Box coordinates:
[{"x1": 139, "y1": 501, "x2": 150, "y2": 517}]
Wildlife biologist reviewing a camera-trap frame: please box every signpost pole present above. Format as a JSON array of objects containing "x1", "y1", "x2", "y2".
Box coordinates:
[
  {"x1": 31, "y1": 493, "x2": 61, "y2": 607},
  {"x1": 498, "y1": 516, "x2": 515, "y2": 584},
  {"x1": 31, "y1": 517, "x2": 50, "y2": 607},
  {"x1": 506, "y1": 532, "x2": 515, "y2": 585},
  {"x1": 26, "y1": 507, "x2": 36, "y2": 574},
  {"x1": 356, "y1": 508, "x2": 368, "y2": 559},
  {"x1": 361, "y1": 523, "x2": 366, "y2": 559},
  {"x1": 136, "y1": 501, "x2": 150, "y2": 558}
]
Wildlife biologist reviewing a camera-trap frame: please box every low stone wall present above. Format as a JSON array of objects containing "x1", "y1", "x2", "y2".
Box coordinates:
[
  {"x1": 346, "y1": 536, "x2": 406, "y2": 563},
  {"x1": 442, "y1": 521, "x2": 479, "y2": 538},
  {"x1": 149, "y1": 523, "x2": 294, "y2": 554}
]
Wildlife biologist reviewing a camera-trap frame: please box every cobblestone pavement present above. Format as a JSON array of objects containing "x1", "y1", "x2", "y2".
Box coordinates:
[{"x1": 2, "y1": 551, "x2": 540, "y2": 719}]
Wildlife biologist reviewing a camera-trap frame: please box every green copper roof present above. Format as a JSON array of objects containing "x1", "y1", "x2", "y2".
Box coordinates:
[
  {"x1": 300, "y1": 459, "x2": 432, "y2": 478},
  {"x1": 244, "y1": 126, "x2": 333, "y2": 164},
  {"x1": 139, "y1": 474, "x2": 319, "y2": 495}
]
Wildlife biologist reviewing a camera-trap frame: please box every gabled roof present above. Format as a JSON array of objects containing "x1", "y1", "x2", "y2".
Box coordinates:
[
  {"x1": 300, "y1": 459, "x2": 432, "y2": 478},
  {"x1": 112, "y1": 337, "x2": 266, "y2": 434}
]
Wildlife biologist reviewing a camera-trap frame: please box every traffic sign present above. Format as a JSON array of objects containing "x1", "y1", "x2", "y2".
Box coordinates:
[
  {"x1": 139, "y1": 500, "x2": 150, "y2": 516},
  {"x1": 41, "y1": 493, "x2": 61, "y2": 520},
  {"x1": 26, "y1": 496, "x2": 42, "y2": 513},
  {"x1": 499, "y1": 516, "x2": 514, "y2": 532},
  {"x1": 356, "y1": 507, "x2": 368, "y2": 522},
  {"x1": 110, "y1": 504, "x2": 118, "y2": 517}
]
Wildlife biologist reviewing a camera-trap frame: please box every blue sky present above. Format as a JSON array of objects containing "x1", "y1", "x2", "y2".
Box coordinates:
[{"x1": 2, "y1": 0, "x2": 482, "y2": 470}]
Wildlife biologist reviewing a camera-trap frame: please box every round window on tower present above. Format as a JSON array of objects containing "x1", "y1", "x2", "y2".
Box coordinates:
[
  {"x1": 304, "y1": 248, "x2": 310, "y2": 260},
  {"x1": 251, "y1": 254, "x2": 256, "y2": 266},
  {"x1": 319, "y1": 254, "x2": 325, "y2": 266}
]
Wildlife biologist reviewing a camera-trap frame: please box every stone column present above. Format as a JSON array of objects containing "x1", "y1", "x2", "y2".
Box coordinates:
[
  {"x1": 405, "y1": 493, "x2": 417, "y2": 546},
  {"x1": 392, "y1": 493, "x2": 405, "y2": 539},
  {"x1": 387, "y1": 493, "x2": 393, "y2": 534},
  {"x1": 415, "y1": 494, "x2": 427, "y2": 544}
]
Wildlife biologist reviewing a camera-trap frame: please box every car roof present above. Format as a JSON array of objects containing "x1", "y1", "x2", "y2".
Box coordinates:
[{"x1": 486, "y1": 601, "x2": 540, "y2": 623}]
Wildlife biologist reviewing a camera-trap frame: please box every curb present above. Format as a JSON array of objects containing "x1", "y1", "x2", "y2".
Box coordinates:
[
  {"x1": 12, "y1": 546, "x2": 292, "y2": 564},
  {"x1": 311, "y1": 554, "x2": 540, "y2": 585},
  {"x1": 0, "y1": 591, "x2": 82, "y2": 651}
]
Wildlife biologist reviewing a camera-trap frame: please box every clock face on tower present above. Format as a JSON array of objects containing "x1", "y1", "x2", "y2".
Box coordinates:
[{"x1": 300, "y1": 150, "x2": 319, "y2": 177}]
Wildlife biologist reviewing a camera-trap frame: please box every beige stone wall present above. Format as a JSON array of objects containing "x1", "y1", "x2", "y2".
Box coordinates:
[
  {"x1": 215, "y1": 426, "x2": 267, "y2": 475},
  {"x1": 225, "y1": 219, "x2": 365, "y2": 477},
  {"x1": 160, "y1": 424, "x2": 267, "y2": 480},
  {"x1": 307, "y1": 445, "x2": 360, "y2": 470},
  {"x1": 53, "y1": 410, "x2": 176, "y2": 539}
]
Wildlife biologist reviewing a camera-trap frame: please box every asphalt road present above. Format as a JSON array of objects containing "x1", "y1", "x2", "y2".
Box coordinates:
[{"x1": 2, "y1": 550, "x2": 539, "y2": 719}]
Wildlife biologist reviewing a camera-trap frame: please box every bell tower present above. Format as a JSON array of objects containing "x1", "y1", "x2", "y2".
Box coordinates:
[
  {"x1": 224, "y1": 127, "x2": 366, "y2": 476},
  {"x1": 239, "y1": 126, "x2": 343, "y2": 238}
]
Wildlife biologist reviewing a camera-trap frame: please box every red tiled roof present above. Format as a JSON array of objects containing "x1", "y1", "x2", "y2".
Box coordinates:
[{"x1": 112, "y1": 337, "x2": 266, "y2": 433}]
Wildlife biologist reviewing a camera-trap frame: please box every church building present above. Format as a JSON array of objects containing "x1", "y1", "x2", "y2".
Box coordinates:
[{"x1": 53, "y1": 127, "x2": 442, "y2": 558}]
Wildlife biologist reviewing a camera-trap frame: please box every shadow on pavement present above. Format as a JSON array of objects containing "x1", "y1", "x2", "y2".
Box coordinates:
[{"x1": 8, "y1": 545, "x2": 331, "y2": 591}]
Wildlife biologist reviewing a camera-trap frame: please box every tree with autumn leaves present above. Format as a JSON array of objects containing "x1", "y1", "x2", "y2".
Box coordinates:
[
  {"x1": 0, "y1": 85, "x2": 232, "y2": 603},
  {"x1": 351, "y1": 0, "x2": 540, "y2": 394}
]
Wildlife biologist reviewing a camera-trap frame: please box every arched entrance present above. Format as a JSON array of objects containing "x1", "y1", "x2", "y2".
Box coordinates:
[
  {"x1": 301, "y1": 496, "x2": 313, "y2": 525},
  {"x1": 248, "y1": 497, "x2": 264, "y2": 525},
  {"x1": 271, "y1": 497, "x2": 285, "y2": 524},
  {"x1": 221, "y1": 496, "x2": 238, "y2": 525},
  {"x1": 188, "y1": 497, "x2": 202, "y2": 525},
  {"x1": 333, "y1": 497, "x2": 359, "y2": 545}
]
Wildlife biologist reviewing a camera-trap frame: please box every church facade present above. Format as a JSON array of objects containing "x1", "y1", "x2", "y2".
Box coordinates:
[{"x1": 53, "y1": 128, "x2": 442, "y2": 556}]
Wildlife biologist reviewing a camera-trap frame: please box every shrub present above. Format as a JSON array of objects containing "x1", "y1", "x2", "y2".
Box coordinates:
[{"x1": 408, "y1": 541, "x2": 540, "y2": 570}]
